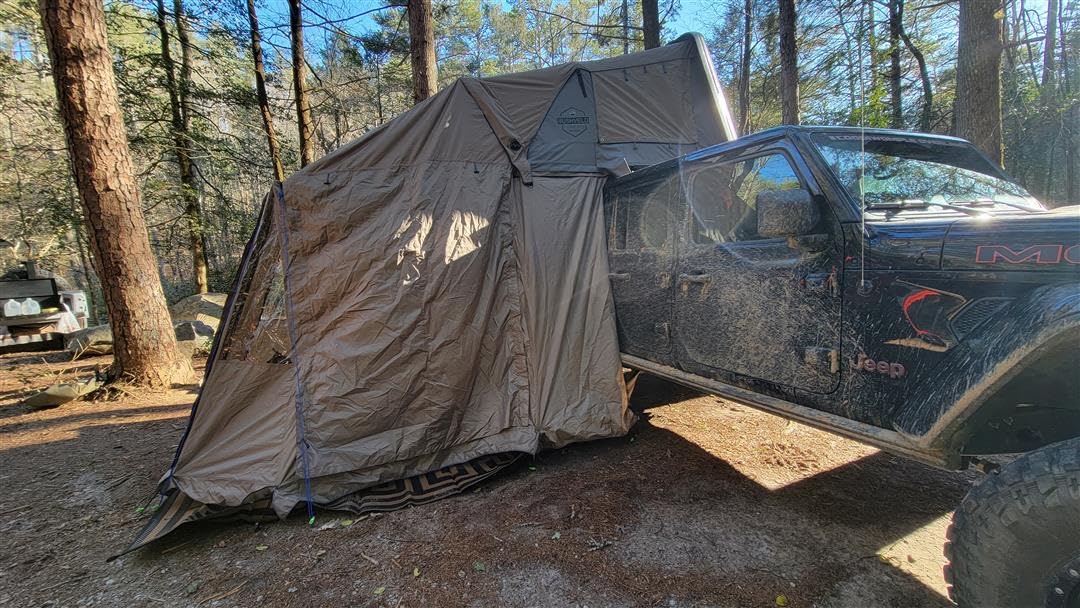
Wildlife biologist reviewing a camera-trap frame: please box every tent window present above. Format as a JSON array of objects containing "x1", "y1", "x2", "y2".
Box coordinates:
[
  {"x1": 593, "y1": 60, "x2": 694, "y2": 144},
  {"x1": 609, "y1": 175, "x2": 678, "y2": 252},
  {"x1": 221, "y1": 227, "x2": 292, "y2": 365},
  {"x1": 688, "y1": 153, "x2": 801, "y2": 244}
]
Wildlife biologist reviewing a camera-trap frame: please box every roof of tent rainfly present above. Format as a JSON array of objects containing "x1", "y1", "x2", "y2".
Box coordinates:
[{"x1": 120, "y1": 34, "x2": 737, "y2": 555}]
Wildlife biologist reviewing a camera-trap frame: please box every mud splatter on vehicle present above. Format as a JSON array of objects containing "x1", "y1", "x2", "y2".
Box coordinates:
[{"x1": 606, "y1": 125, "x2": 1080, "y2": 608}]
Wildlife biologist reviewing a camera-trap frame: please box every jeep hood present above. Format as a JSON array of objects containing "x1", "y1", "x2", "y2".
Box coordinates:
[{"x1": 941, "y1": 206, "x2": 1080, "y2": 270}]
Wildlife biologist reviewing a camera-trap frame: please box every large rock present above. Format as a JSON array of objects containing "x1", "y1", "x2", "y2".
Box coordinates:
[
  {"x1": 169, "y1": 293, "x2": 227, "y2": 332},
  {"x1": 66, "y1": 324, "x2": 113, "y2": 357},
  {"x1": 67, "y1": 292, "x2": 227, "y2": 358}
]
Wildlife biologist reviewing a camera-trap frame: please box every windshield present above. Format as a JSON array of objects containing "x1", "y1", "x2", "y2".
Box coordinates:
[{"x1": 811, "y1": 133, "x2": 1042, "y2": 211}]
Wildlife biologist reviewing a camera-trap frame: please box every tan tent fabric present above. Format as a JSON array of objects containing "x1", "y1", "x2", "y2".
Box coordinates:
[
  {"x1": 137, "y1": 34, "x2": 736, "y2": 549},
  {"x1": 593, "y1": 61, "x2": 695, "y2": 144}
]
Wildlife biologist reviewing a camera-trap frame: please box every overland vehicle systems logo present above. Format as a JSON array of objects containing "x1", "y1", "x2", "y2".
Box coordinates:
[{"x1": 557, "y1": 107, "x2": 590, "y2": 137}]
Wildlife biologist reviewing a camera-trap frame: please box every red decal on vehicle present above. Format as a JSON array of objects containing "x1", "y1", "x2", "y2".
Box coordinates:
[
  {"x1": 901, "y1": 289, "x2": 945, "y2": 342},
  {"x1": 975, "y1": 244, "x2": 1071, "y2": 264}
]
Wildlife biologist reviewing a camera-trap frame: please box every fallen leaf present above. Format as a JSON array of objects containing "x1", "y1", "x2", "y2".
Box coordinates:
[
  {"x1": 472, "y1": 560, "x2": 486, "y2": 572},
  {"x1": 551, "y1": 532, "x2": 561, "y2": 540},
  {"x1": 255, "y1": 545, "x2": 268, "y2": 551},
  {"x1": 373, "y1": 586, "x2": 385, "y2": 596},
  {"x1": 775, "y1": 594, "x2": 788, "y2": 607},
  {"x1": 413, "y1": 567, "x2": 420, "y2": 578},
  {"x1": 340, "y1": 519, "x2": 354, "y2": 527},
  {"x1": 184, "y1": 581, "x2": 200, "y2": 596}
]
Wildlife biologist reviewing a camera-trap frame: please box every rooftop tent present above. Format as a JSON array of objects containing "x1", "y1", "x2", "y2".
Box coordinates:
[{"x1": 124, "y1": 34, "x2": 737, "y2": 553}]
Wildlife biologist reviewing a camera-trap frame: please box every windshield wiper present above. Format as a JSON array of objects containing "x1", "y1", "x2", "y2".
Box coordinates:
[
  {"x1": 866, "y1": 198, "x2": 991, "y2": 217},
  {"x1": 948, "y1": 198, "x2": 1044, "y2": 213}
]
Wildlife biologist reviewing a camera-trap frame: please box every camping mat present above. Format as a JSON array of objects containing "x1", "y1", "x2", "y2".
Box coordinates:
[
  {"x1": 323, "y1": 451, "x2": 521, "y2": 512},
  {"x1": 117, "y1": 451, "x2": 522, "y2": 558}
]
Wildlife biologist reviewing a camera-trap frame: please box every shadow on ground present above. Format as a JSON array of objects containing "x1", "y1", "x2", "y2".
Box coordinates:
[{"x1": 0, "y1": 370, "x2": 974, "y2": 607}]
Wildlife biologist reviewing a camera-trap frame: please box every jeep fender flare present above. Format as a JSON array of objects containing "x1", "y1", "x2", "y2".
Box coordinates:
[{"x1": 919, "y1": 283, "x2": 1080, "y2": 457}]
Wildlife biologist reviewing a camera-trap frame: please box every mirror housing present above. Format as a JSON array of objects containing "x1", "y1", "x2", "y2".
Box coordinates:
[{"x1": 756, "y1": 189, "x2": 819, "y2": 238}]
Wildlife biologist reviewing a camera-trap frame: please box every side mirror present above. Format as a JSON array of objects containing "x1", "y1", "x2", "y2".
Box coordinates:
[{"x1": 756, "y1": 189, "x2": 819, "y2": 238}]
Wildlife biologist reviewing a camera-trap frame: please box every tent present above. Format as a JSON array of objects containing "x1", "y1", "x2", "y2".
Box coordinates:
[{"x1": 125, "y1": 34, "x2": 737, "y2": 552}]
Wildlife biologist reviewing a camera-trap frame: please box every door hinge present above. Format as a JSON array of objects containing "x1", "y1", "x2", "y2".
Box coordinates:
[
  {"x1": 654, "y1": 322, "x2": 669, "y2": 339},
  {"x1": 803, "y1": 347, "x2": 840, "y2": 374}
]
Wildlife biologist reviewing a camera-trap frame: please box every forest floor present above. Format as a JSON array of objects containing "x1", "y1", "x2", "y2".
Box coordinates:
[{"x1": 0, "y1": 351, "x2": 978, "y2": 607}]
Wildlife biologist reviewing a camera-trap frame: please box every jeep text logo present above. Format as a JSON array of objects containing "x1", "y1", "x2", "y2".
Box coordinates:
[
  {"x1": 851, "y1": 353, "x2": 906, "y2": 379},
  {"x1": 975, "y1": 244, "x2": 1080, "y2": 265}
]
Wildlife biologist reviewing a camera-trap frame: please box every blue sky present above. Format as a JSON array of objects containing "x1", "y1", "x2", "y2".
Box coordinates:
[{"x1": 253, "y1": 0, "x2": 718, "y2": 59}]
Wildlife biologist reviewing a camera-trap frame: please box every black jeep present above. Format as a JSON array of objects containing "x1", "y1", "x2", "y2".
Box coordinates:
[{"x1": 604, "y1": 126, "x2": 1080, "y2": 608}]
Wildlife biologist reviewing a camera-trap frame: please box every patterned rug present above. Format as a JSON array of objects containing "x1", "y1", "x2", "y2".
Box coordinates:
[{"x1": 115, "y1": 451, "x2": 522, "y2": 559}]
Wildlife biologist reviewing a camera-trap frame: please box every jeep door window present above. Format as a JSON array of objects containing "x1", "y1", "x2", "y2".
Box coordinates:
[
  {"x1": 610, "y1": 175, "x2": 678, "y2": 251},
  {"x1": 689, "y1": 153, "x2": 802, "y2": 244},
  {"x1": 811, "y1": 133, "x2": 1042, "y2": 211}
]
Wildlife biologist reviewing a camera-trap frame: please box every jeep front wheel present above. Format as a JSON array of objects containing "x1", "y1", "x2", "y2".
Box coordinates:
[{"x1": 945, "y1": 438, "x2": 1080, "y2": 608}]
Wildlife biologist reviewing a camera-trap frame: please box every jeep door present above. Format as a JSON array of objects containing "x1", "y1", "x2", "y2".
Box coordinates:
[
  {"x1": 673, "y1": 144, "x2": 843, "y2": 395},
  {"x1": 604, "y1": 171, "x2": 681, "y2": 366}
]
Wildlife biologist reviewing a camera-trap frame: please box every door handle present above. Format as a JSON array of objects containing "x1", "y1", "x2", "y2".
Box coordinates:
[
  {"x1": 608, "y1": 272, "x2": 630, "y2": 282},
  {"x1": 803, "y1": 272, "x2": 836, "y2": 296},
  {"x1": 678, "y1": 273, "x2": 711, "y2": 285}
]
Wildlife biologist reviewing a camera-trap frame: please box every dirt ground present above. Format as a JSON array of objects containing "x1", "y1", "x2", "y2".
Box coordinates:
[{"x1": 0, "y1": 351, "x2": 979, "y2": 607}]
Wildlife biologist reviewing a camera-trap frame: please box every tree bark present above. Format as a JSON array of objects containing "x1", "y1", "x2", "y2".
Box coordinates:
[
  {"x1": 897, "y1": 0, "x2": 933, "y2": 131},
  {"x1": 738, "y1": 0, "x2": 753, "y2": 133},
  {"x1": 38, "y1": 0, "x2": 192, "y2": 386},
  {"x1": 888, "y1": 0, "x2": 903, "y2": 128},
  {"x1": 641, "y1": 0, "x2": 661, "y2": 49},
  {"x1": 287, "y1": 0, "x2": 315, "y2": 166},
  {"x1": 156, "y1": 0, "x2": 208, "y2": 294},
  {"x1": 172, "y1": 0, "x2": 208, "y2": 294},
  {"x1": 778, "y1": 0, "x2": 800, "y2": 125},
  {"x1": 1041, "y1": 0, "x2": 1057, "y2": 90},
  {"x1": 246, "y1": 0, "x2": 285, "y2": 182},
  {"x1": 407, "y1": 0, "x2": 438, "y2": 103},
  {"x1": 954, "y1": 0, "x2": 1003, "y2": 164}
]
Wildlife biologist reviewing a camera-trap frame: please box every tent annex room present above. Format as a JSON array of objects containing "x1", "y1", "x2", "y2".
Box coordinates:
[{"x1": 125, "y1": 33, "x2": 738, "y2": 553}]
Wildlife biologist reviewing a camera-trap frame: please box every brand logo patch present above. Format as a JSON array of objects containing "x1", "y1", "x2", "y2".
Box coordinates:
[
  {"x1": 851, "y1": 353, "x2": 906, "y2": 379},
  {"x1": 557, "y1": 107, "x2": 590, "y2": 137}
]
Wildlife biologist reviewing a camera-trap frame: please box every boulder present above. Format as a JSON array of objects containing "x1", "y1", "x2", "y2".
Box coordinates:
[
  {"x1": 67, "y1": 293, "x2": 227, "y2": 359},
  {"x1": 169, "y1": 293, "x2": 227, "y2": 332}
]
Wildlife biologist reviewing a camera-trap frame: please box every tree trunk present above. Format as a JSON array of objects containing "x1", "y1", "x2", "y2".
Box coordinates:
[
  {"x1": 954, "y1": 0, "x2": 1003, "y2": 164},
  {"x1": 641, "y1": 0, "x2": 661, "y2": 49},
  {"x1": 1041, "y1": 0, "x2": 1057, "y2": 90},
  {"x1": 1066, "y1": 103, "x2": 1078, "y2": 205},
  {"x1": 38, "y1": 0, "x2": 192, "y2": 386},
  {"x1": 246, "y1": 0, "x2": 285, "y2": 182},
  {"x1": 778, "y1": 0, "x2": 800, "y2": 125},
  {"x1": 888, "y1": 0, "x2": 903, "y2": 128},
  {"x1": 173, "y1": 0, "x2": 207, "y2": 293},
  {"x1": 287, "y1": 0, "x2": 315, "y2": 166},
  {"x1": 738, "y1": 0, "x2": 752, "y2": 133},
  {"x1": 897, "y1": 0, "x2": 933, "y2": 131},
  {"x1": 868, "y1": 0, "x2": 877, "y2": 94},
  {"x1": 156, "y1": 0, "x2": 208, "y2": 294},
  {"x1": 407, "y1": 0, "x2": 438, "y2": 103}
]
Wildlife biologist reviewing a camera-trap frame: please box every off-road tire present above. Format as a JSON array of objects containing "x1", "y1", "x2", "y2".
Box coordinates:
[{"x1": 944, "y1": 438, "x2": 1080, "y2": 608}]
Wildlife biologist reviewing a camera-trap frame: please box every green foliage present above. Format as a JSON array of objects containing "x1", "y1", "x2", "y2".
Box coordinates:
[{"x1": 0, "y1": 0, "x2": 1074, "y2": 317}]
